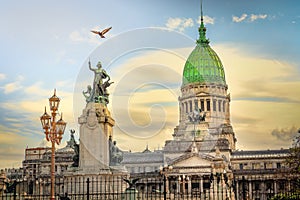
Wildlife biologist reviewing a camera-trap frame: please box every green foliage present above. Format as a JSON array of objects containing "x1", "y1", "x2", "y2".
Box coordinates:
[
  {"x1": 271, "y1": 192, "x2": 300, "y2": 200},
  {"x1": 286, "y1": 131, "x2": 300, "y2": 174}
]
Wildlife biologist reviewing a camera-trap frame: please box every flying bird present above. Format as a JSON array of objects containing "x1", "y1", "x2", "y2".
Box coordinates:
[{"x1": 91, "y1": 27, "x2": 112, "y2": 38}]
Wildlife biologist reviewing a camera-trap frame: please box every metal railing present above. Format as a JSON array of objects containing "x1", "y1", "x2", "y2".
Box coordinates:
[{"x1": 0, "y1": 174, "x2": 299, "y2": 200}]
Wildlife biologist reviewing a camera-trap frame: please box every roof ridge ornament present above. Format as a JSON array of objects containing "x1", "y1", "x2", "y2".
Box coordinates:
[{"x1": 197, "y1": 0, "x2": 209, "y2": 44}]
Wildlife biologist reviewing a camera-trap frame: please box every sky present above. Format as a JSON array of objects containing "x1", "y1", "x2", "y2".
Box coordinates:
[{"x1": 0, "y1": 0, "x2": 300, "y2": 169}]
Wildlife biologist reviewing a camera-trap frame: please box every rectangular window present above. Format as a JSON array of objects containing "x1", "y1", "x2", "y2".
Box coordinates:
[
  {"x1": 213, "y1": 100, "x2": 216, "y2": 111},
  {"x1": 201, "y1": 100, "x2": 204, "y2": 111},
  {"x1": 239, "y1": 163, "x2": 243, "y2": 170},
  {"x1": 206, "y1": 100, "x2": 210, "y2": 111},
  {"x1": 254, "y1": 182, "x2": 260, "y2": 190},
  {"x1": 223, "y1": 101, "x2": 226, "y2": 112},
  {"x1": 266, "y1": 182, "x2": 272, "y2": 190},
  {"x1": 278, "y1": 182, "x2": 285, "y2": 190},
  {"x1": 218, "y1": 100, "x2": 221, "y2": 112},
  {"x1": 189, "y1": 101, "x2": 192, "y2": 112},
  {"x1": 276, "y1": 163, "x2": 281, "y2": 169}
]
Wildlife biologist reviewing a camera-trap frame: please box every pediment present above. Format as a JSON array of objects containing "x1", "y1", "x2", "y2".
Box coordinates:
[{"x1": 170, "y1": 153, "x2": 212, "y2": 167}]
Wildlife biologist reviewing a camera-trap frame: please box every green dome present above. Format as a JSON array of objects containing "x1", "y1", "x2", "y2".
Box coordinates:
[{"x1": 182, "y1": 18, "x2": 226, "y2": 86}]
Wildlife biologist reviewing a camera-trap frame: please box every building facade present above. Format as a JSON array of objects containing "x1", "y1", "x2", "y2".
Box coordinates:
[
  {"x1": 22, "y1": 133, "x2": 76, "y2": 180},
  {"x1": 120, "y1": 11, "x2": 299, "y2": 200}
]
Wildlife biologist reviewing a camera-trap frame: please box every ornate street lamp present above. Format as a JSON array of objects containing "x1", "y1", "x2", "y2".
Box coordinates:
[
  {"x1": 40, "y1": 89, "x2": 66, "y2": 200},
  {"x1": 160, "y1": 165, "x2": 173, "y2": 200}
]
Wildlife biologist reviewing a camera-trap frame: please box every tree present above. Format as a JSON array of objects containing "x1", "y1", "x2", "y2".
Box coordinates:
[
  {"x1": 274, "y1": 128, "x2": 300, "y2": 200},
  {"x1": 286, "y1": 129, "x2": 300, "y2": 174}
]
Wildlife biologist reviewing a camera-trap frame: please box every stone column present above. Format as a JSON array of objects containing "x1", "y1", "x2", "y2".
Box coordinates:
[
  {"x1": 222, "y1": 179, "x2": 226, "y2": 200},
  {"x1": 200, "y1": 176, "x2": 203, "y2": 193},
  {"x1": 177, "y1": 177, "x2": 181, "y2": 194},
  {"x1": 195, "y1": 99, "x2": 198, "y2": 109},
  {"x1": 209, "y1": 180, "x2": 215, "y2": 199},
  {"x1": 189, "y1": 100, "x2": 193, "y2": 113},
  {"x1": 191, "y1": 99, "x2": 195, "y2": 112},
  {"x1": 236, "y1": 180, "x2": 239, "y2": 200},
  {"x1": 181, "y1": 103, "x2": 184, "y2": 122},
  {"x1": 249, "y1": 180, "x2": 252, "y2": 200},
  {"x1": 182, "y1": 180, "x2": 186, "y2": 195},
  {"x1": 187, "y1": 176, "x2": 192, "y2": 196},
  {"x1": 261, "y1": 180, "x2": 265, "y2": 200},
  {"x1": 214, "y1": 177, "x2": 218, "y2": 200},
  {"x1": 166, "y1": 176, "x2": 169, "y2": 194},
  {"x1": 225, "y1": 97, "x2": 230, "y2": 123}
]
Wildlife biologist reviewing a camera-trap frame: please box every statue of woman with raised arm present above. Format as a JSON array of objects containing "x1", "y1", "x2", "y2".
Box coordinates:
[{"x1": 88, "y1": 60, "x2": 111, "y2": 101}]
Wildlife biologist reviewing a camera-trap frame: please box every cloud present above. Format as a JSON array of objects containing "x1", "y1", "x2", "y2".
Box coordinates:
[
  {"x1": 165, "y1": 15, "x2": 214, "y2": 32},
  {"x1": 232, "y1": 13, "x2": 268, "y2": 23},
  {"x1": 212, "y1": 43, "x2": 300, "y2": 149},
  {"x1": 107, "y1": 49, "x2": 186, "y2": 139},
  {"x1": 250, "y1": 14, "x2": 268, "y2": 22},
  {"x1": 0, "y1": 79, "x2": 75, "y2": 169},
  {"x1": 24, "y1": 81, "x2": 49, "y2": 96},
  {"x1": 166, "y1": 17, "x2": 194, "y2": 32},
  {"x1": 232, "y1": 14, "x2": 248, "y2": 23},
  {"x1": 271, "y1": 126, "x2": 299, "y2": 142},
  {"x1": 2, "y1": 75, "x2": 24, "y2": 94},
  {"x1": 197, "y1": 15, "x2": 215, "y2": 25},
  {"x1": 0, "y1": 73, "x2": 6, "y2": 81}
]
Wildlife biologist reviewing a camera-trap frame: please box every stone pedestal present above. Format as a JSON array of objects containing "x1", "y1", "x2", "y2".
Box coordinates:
[{"x1": 78, "y1": 102, "x2": 115, "y2": 172}]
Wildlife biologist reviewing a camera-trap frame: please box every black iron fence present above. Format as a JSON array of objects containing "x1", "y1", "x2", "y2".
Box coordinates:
[{"x1": 0, "y1": 174, "x2": 299, "y2": 200}]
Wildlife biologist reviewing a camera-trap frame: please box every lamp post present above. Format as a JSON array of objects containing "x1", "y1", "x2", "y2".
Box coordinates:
[
  {"x1": 160, "y1": 165, "x2": 173, "y2": 200},
  {"x1": 40, "y1": 89, "x2": 66, "y2": 200}
]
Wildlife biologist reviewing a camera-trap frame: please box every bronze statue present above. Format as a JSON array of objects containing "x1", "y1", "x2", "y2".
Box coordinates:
[
  {"x1": 89, "y1": 60, "x2": 109, "y2": 93},
  {"x1": 82, "y1": 85, "x2": 92, "y2": 103},
  {"x1": 91, "y1": 27, "x2": 112, "y2": 38},
  {"x1": 69, "y1": 129, "x2": 79, "y2": 167},
  {"x1": 188, "y1": 107, "x2": 206, "y2": 123},
  {"x1": 123, "y1": 178, "x2": 139, "y2": 189},
  {"x1": 85, "y1": 60, "x2": 113, "y2": 105}
]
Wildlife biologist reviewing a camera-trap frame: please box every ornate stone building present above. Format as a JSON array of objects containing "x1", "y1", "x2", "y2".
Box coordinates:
[
  {"x1": 22, "y1": 133, "x2": 77, "y2": 180},
  {"x1": 121, "y1": 9, "x2": 299, "y2": 200}
]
